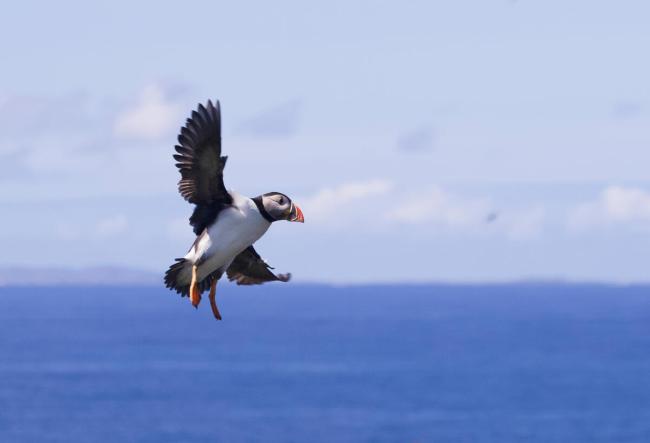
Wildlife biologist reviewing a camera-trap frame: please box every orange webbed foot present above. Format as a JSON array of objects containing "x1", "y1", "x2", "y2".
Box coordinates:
[{"x1": 189, "y1": 265, "x2": 201, "y2": 308}]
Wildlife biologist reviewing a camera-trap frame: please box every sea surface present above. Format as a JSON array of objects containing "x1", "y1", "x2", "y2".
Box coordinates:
[{"x1": 1, "y1": 284, "x2": 649, "y2": 443}]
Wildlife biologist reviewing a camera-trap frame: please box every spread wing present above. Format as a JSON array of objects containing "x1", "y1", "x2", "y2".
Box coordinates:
[
  {"x1": 226, "y1": 246, "x2": 291, "y2": 285},
  {"x1": 173, "y1": 100, "x2": 233, "y2": 234}
]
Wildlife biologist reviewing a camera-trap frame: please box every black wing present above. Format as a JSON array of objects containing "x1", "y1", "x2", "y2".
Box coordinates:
[
  {"x1": 173, "y1": 100, "x2": 233, "y2": 234},
  {"x1": 226, "y1": 246, "x2": 291, "y2": 285}
]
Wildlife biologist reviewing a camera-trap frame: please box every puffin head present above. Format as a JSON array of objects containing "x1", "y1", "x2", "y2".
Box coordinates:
[{"x1": 255, "y1": 192, "x2": 304, "y2": 223}]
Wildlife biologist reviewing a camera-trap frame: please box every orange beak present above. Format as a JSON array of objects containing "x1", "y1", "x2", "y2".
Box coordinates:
[{"x1": 289, "y1": 204, "x2": 304, "y2": 223}]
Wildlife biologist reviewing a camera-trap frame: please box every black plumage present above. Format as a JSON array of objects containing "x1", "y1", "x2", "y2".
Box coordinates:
[
  {"x1": 226, "y1": 246, "x2": 291, "y2": 285},
  {"x1": 173, "y1": 100, "x2": 232, "y2": 235},
  {"x1": 164, "y1": 258, "x2": 224, "y2": 296}
]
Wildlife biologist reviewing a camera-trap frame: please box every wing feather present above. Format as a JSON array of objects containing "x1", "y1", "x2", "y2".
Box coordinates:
[
  {"x1": 173, "y1": 100, "x2": 233, "y2": 234},
  {"x1": 226, "y1": 246, "x2": 291, "y2": 286},
  {"x1": 173, "y1": 100, "x2": 231, "y2": 206}
]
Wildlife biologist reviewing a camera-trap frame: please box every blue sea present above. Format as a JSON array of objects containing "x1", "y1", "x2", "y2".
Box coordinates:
[{"x1": 1, "y1": 284, "x2": 650, "y2": 442}]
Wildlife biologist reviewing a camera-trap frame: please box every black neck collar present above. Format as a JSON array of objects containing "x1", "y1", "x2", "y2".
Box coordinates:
[{"x1": 252, "y1": 196, "x2": 275, "y2": 222}]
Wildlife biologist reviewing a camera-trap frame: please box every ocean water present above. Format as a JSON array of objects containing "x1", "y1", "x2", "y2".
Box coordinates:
[{"x1": 1, "y1": 284, "x2": 649, "y2": 442}]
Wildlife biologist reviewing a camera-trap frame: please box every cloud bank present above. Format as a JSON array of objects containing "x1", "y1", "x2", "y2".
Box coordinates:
[
  {"x1": 301, "y1": 179, "x2": 393, "y2": 223},
  {"x1": 569, "y1": 185, "x2": 650, "y2": 229},
  {"x1": 113, "y1": 84, "x2": 183, "y2": 140},
  {"x1": 387, "y1": 186, "x2": 489, "y2": 227}
]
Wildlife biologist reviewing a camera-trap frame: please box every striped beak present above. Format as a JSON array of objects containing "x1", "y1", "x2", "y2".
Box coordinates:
[{"x1": 288, "y1": 203, "x2": 304, "y2": 223}]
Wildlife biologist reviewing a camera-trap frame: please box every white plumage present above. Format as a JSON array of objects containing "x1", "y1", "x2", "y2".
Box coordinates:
[{"x1": 175, "y1": 191, "x2": 271, "y2": 286}]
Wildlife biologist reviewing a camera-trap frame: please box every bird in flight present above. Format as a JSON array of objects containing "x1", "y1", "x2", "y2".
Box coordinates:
[{"x1": 164, "y1": 100, "x2": 304, "y2": 320}]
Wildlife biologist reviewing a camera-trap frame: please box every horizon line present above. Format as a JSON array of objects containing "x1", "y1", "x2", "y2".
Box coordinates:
[{"x1": 0, "y1": 265, "x2": 649, "y2": 287}]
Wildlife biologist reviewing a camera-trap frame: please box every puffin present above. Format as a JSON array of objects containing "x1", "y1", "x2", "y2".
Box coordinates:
[{"x1": 164, "y1": 100, "x2": 304, "y2": 320}]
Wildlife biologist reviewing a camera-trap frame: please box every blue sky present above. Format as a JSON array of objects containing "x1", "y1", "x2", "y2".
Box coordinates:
[{"x1": 2, "y1": 0, "x2": 650, "y2": 282}]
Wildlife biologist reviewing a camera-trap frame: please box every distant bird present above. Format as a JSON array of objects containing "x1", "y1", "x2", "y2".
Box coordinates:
[
  {"x1": 485, "y1": 212, "x2": 499, "y2": 223},
  {"x1": 164, "y1": 100, "x2": 304, "y2": 320}
]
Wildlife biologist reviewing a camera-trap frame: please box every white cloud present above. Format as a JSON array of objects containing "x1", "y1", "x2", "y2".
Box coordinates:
[
  {"x1": 387, "y1": 186, "x2": 546, "y2": 240},
  {"x1": 95, "y1": 214, "x2": 128, "y2": 237},
  {"x1": 387, "y1": 185, "x2": 489, "y2": 227},
  {"x1": 568, "y1": 185, "x2": 650, "y2": 230},
  {"x1": 113, "y1": 84, "x2": 182, "y2": 140},
  {"x1": 301, "y1": 179, "x2": 394, "y2": 222},
  {"x1": 602, "y1": 186, "x2": 650, "y2": 221}
]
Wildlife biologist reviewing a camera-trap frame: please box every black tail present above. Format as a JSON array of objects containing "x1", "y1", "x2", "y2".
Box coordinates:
[
  {"x1": 164, "y1": 258, "x2": 223, "y2": 297},
  {"x1": 164, "y1": 258, "x2": 191, "y2": 296}
]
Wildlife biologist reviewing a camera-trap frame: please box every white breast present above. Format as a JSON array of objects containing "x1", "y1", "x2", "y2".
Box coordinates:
[{"x1": 185, "y1": 191, "x2": 271, "y2": 281}]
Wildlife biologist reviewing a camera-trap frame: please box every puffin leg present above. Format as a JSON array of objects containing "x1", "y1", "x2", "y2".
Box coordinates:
[
  {"x1": 209, "y1": 278, "x2": 222, "y2": 320},
  {"x1": 189, "y1": 265, "x2": 201, "y2": 308}
]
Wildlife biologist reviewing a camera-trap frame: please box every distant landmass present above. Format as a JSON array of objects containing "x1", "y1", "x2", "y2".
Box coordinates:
[
  {"x1": 0, "y1": 267, "x2": 640, "y2": 287},
  {"x1": 0, "y1": 267, "x2": 160, "y2": 286}
]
